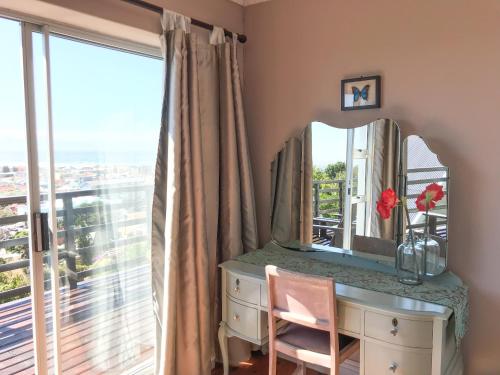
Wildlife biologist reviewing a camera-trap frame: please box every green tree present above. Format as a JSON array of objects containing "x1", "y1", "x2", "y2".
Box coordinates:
[
  {"x1": 313, "y1": 164, "x2": 346, "y2": 219},
  {"x1": 6, "y1": 229, "x2": 29, "y2": 259},
  {"x1": 74, "y1": 202, "x2": 100, "y2": 265},
  {"x1": 324, "y1": 162, "x2": 346, "y2": 180}
]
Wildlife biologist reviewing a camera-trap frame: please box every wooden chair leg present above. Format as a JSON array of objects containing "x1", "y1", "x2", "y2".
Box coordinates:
[
  {"x1": 292, "y1": 361, "x2": 306, "y2": 375},
  {"x1": 269, "y1": 347, "x2": 277, "y2": 375}
]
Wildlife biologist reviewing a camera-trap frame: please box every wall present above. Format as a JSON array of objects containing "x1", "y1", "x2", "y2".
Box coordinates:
[
  {"x1": 243, "y1": 0, "x2": 500, "y2": 374},
  {"x1": 39, "y1": 0, "x2": 245, "y2": 34},
  {"x1": 0, "y1": 0, "x2": 244, "y2": 46}
]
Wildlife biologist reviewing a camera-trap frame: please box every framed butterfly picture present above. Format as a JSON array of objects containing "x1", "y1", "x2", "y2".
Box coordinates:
[{"x1": 341, "y1": 75, "x2": 381, "y2": 111}]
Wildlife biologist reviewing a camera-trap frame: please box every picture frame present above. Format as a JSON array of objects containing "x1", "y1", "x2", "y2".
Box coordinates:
[{"x1": 341, "y1": 75, "x2": 381, "y2": 111}]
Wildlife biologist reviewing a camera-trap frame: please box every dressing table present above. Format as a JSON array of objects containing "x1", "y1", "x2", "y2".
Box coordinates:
[
  {"x1": 218, "y1": 246, "x2": 464, "y2": 375},
  {"x1": 218, "y1": 119, "x2": 467, "y2": 375}
]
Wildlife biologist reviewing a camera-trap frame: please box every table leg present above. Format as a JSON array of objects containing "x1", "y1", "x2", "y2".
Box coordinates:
[{"x1": 218, "y1": 322, "x2": 229, "y2": 375}]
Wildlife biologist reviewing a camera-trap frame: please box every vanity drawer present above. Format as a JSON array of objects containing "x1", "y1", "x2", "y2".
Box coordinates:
[
  {"x1": 338, "y1": 304, "x2": 361, "y2": 334},
  {"x1": 226, "y1": 299, "x2": 259, "y2": 339},
  {"x1": 365, "y1": 341, "x2": 431, "y2": 375},
  {"x1": 226, "y1": 272, "x2": 260, "y2": 305},
  {"x1": 365, "y1": 311, "x2": 433, "y2": 349}
]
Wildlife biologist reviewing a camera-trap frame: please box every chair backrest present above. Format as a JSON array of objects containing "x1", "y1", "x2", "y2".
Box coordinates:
[{"x1": 265, "y1": 265, "x2": 336, "y2": 332}]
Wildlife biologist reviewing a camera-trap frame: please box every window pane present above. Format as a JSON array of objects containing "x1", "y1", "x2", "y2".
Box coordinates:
[
  {"x1": 0, "y1": 17, "x2": 35, "y2": 375},
  {"x1": 48, "y1": 34, "x2": 162, "y2": 373}
]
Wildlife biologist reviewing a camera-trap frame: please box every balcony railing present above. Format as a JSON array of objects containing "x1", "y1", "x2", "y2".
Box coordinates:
[
  {"x1": 0, "y1": 185, "x2": 152, "y2": 302},
  {"x1": 312, "y1": 179, "x2": 344, "y2": 243}
]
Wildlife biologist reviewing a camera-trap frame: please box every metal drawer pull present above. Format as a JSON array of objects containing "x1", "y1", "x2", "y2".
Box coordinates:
[
  {"x1": 234, "y1": 279, "x2": 241, "y2": 294},
  {"x1": 391, "y1": 318, "x2": 399, "y2": 336},
  {"x1": 388, "y1": 362, "x2": 398, "y2": 372},
  {"x1": 233, "y1": 314, "x2": 240, "y2": 321}
]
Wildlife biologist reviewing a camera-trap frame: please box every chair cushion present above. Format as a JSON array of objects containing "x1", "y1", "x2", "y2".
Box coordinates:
[{"x1": 277, "y1": 324, "x2": 356, "y2": 355}]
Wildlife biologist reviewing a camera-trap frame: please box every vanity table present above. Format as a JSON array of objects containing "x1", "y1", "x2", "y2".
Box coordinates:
[
  {"x1": 218, "y1": 247, "x2": 464, "y2": 375},
  {"x1": 218, "y1": 119, "x2": 467, "y2": 374}
]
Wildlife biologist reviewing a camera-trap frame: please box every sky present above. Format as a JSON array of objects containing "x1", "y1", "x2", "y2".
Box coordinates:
[
  {"x1": 0, "y1": 17, "x2": 163, "y2": 165},
  {"x1": 1, "y1": 16, "x2": 349, "y2": 170},
  {"x1": 311, "y1": 122, "x2": 348, "y2": 169}
]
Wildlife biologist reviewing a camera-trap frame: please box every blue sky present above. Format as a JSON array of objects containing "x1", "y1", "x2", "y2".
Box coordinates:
[
  {"x1": 311, "y1": 122, "x2": 347, "y2": 168},
  {"x1": 0, "y1": 17, "x2": 163, "y2": 165},
  {"x1": 1, "y1": 17, "x2": 345, "y2": 170}
]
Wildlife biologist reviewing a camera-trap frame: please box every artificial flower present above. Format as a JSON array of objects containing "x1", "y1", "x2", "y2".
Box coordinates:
[
  {"x1": 376, "y1": 199, "x2": 392, "y2": 219},
  {"x1": 376, "y1": 188, "x2": 399, "y2": 219},
  {"x1": 416, "y1": 183, "x2": 445, "y2": 212}
]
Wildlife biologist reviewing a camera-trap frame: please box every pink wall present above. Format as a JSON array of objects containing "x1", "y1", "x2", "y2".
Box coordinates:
[
  {"x1": 13, "y1": 0, "x2": 500, "y2": 372},
  {"x1": 243, "y1": 0, "x2": 500, "y2": 373}
]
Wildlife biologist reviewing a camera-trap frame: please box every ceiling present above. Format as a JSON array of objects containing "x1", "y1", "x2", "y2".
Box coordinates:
[{"x1": 228, "y1": 0, "x2": 271, "y2": 6}]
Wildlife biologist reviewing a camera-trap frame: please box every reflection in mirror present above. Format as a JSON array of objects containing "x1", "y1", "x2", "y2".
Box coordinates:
[
  {"x1": 270, "y1": 119, "x2": 450, "y2": 275},
  {"x1": 271, "y1": 119, "x2": 401, "y2": 260},
  {"x1": 401, "y1": 135, "x2": 449, "y2": 273},
  {"x1": 270, "y1": 125, "x2": 312, "y2": 246},
  {"x1": 311, "y1": 119, "x2": 400, "y2": 256},
  {"x1": 311, "y1": 124, "x2": 347, "y2": 248}
]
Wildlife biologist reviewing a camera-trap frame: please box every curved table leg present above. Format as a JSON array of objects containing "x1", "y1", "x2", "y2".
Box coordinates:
[{"x1": 218, "y1": 322, "x2": 229, "y2": 375}]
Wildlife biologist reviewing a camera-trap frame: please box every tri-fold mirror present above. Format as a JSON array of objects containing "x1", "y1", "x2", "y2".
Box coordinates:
[{"x1": 270, "y1": 119, "x2": 449, "y2": 274}]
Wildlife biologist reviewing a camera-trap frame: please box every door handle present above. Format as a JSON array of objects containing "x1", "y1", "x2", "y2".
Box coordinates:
[{"x1": 34, "y1": 212, "x2": 49, "y2": 252}]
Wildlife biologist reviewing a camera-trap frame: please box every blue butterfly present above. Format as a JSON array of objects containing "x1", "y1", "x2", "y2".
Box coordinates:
[{"x1": 352, "y1": 85, "x2": 370, "y2": 102}]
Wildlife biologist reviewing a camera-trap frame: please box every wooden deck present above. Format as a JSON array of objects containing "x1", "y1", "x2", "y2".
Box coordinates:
[{"x1": 0, "y1": 266, "x2": 154, "y2": 375}]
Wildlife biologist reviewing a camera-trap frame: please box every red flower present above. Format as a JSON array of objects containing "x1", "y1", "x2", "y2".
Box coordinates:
[
  {"x1": 376, "y1": 188, "x2": 399, "y2": 219},
  {"x1": 416, "y1": 183, "x2": 445, "y2": 212},
  {"x1": 377, "y1": 200, "x2": 392, "y2": 219}
]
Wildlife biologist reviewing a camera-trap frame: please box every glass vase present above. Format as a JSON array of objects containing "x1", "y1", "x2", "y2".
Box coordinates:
[
  {"x1": 415, "y1": 235, "x2": 442, "y2": 277},
  {"x1": 396, "y1": 238, "x2": 422, "y2": 285}
]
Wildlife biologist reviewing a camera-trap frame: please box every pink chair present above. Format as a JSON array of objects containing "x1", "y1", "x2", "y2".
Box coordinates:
[{"x1": 265, "y1": 265, "x2": 360, "y2": 375}]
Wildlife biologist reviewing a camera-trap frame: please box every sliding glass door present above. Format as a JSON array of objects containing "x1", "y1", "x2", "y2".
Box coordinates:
[
  {"x1": 47, "y1": 30, "x2": 162, "y2": 375},
  {"x1": 0, "y1": 15, "x2": 162, "y2": 375},
  {"x1": 0, "y1": 18, "x2": 39, "y2": 375}
]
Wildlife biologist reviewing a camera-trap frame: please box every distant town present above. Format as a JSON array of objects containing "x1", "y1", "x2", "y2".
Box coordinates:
[{"x1": 0, "y1": 163, "x2": 154, "y2": 264}]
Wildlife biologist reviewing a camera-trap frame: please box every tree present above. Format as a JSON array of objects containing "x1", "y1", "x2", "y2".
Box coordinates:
[
  {"x1": 312, "y1": 166, "x2": 328, "y2": 181},
  {"x1": 324, "y1": 162, "x2": 346, "y2": 180},
  {"x1": 6, "y1": 229, "x2": 29, "y2": 259},
  {"x1": 74, "y1": 202, "x2": 100, "y2": 265},
  {"x1": 313, "y1": 164, "x2": 347, "y2": 219}
]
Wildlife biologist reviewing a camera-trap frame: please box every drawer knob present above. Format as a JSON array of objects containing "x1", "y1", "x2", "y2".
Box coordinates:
[
  {"x1": 234, "y1": 279, "x2": 241, "y2": 294},
  {"x1": 233, "y1": 314, "x2": 240, "y2": 321},
  {"x1": 388, "y1": 362, "x2": 398, "y2": 373},
  {"x1": 391, "y1": 318, "x2": 399, "y2": 336}
]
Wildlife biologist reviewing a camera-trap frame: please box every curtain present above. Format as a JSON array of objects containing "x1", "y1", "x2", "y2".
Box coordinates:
[
  {"x1": 151, "y1": 12, "x2": 258, "y2": 375},
  {"x1": 370, "y1": 119, "x2": 400, "y2": 240},
  {"x1": 270, "y1": 125, "x2": 313, "y2": 245}
]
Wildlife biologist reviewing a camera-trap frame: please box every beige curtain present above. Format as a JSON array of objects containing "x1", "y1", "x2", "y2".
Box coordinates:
[
  {"x1": 151, "y1": 13, "x2": 258, "y2": 375},
  {"x1": 270, "y1": 125, "x2": 313, "y2": 245},
  {"x1": 370, "y1": 119, "x2": 400, "y2": 240}
]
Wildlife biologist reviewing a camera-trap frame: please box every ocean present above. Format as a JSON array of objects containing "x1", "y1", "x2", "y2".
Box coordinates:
[{"x1": 0, "y1": 151, "x2": 156, "y2": 167}]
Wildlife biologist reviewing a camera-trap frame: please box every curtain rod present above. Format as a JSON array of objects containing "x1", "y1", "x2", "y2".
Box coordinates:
[{"x1": 122, "y1": 0, "x2": 247, "y2": 43}]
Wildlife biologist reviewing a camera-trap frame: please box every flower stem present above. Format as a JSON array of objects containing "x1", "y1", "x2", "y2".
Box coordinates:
[{"x1": 403, "y1": 200, "x2": 419, "y2": 277}]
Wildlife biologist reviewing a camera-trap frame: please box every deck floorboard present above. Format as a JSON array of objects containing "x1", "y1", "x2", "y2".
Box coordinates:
[{"x1": 0, "y1": 268, "x2": 154, "y2": 375}]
